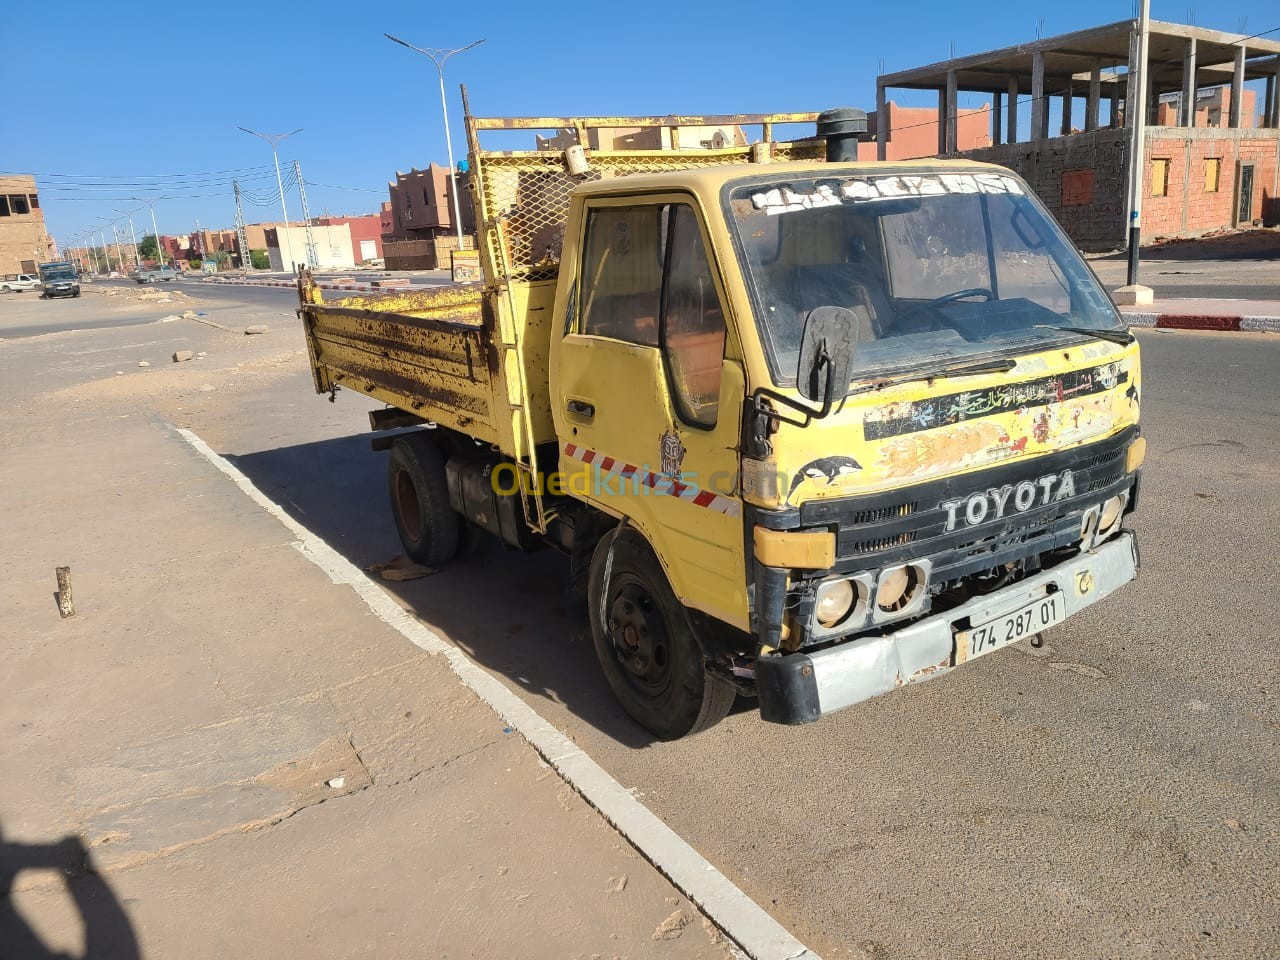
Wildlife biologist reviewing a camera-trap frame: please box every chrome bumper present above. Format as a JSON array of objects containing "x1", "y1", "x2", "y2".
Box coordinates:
[{"x1": 755, "y1": 532, "x2": 1139, "y2": 724}]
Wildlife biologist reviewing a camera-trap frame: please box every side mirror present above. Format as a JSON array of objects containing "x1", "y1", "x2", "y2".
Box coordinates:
[{"x1": 796, "y1": 305, "x2": 858, "y2": 405}]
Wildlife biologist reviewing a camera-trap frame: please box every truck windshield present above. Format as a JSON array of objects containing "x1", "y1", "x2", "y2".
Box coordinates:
[
  {"x1": 41, "y1": 266, "x2": 76, "y2": 280},
  {"x1": 726, "y1": 171, "x2": 1124, "y2": 384}
]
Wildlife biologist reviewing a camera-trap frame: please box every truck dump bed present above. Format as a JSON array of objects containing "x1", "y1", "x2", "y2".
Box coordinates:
[{"x1": 300, "y1": 280, "x2": 502, "y2": 444}]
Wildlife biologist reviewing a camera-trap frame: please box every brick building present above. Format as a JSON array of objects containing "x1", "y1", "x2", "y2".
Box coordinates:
[
  {"x1": 384, "y1": 164, "x2": 473, "y2": 242},
  {"x1": 857, "y1": 102, "x2": 991, "y2": 160},
  {"x1": 876, "y1": 19, "x2": 1280, "y2": 249},
  {"x1": 0, "y1": 175, "x2": 56, "y2": 275}
]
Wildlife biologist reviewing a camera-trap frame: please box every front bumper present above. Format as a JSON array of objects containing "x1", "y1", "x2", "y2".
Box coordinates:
[{"x1": 755, "y1": 532, "x2": 1139, "y2": 724}]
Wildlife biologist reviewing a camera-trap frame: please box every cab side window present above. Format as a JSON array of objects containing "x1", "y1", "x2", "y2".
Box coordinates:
[
  {"x1": 579, "y1": 206, "x2": 665, "y2": 346},
  {"x1": 662, "y1": 205, "x2": 726, "y2": 428}
]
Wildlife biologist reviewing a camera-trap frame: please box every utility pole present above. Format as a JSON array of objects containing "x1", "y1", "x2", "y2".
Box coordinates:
[
  {"x1": 239, "y1": 126, "x2": 301, "y2": 273},
  {"x1": 293, "y1": 160, "x2": 320, "y2": 269},
  {"x1": 100, "y1": 230, "x2": 114, "y2": 273},
  {"x1": 233, "y1": 180, "x2": 253, "y2": 271},
  {"x1": 1125, "y1": 0, "x2": 1151, "y2": 288},
  {"x1": 384, "y1": 34, "x2": 484, "y2": 246}
]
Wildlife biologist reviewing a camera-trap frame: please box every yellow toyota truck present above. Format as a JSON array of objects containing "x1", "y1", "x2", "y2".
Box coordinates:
[{"x1": 299, "y1": 102, "x2": 1143, "y2": 739}]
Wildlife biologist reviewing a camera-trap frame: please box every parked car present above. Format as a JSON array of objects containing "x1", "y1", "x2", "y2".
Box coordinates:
[
  {"x1": 1, "y1": 274, "x2": 42, "y2": 293},
  {"x1": 134, "y1": 265, "x2": 181, "y2": 284}
]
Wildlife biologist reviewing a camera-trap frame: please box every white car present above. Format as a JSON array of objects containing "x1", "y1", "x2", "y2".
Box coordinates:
[{"x1": 1, "y1": 274, "x2": 42, "y2": 293}]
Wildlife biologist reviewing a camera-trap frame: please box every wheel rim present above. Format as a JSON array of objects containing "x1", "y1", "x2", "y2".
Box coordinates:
[
  {"x1": 393, "y1": 468, "x2": 422, "y2": 545},
  {"x1": 606, "y1": 576, "x2": 674, "y2": 697}
]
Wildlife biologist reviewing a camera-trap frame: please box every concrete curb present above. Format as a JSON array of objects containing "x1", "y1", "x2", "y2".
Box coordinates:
[
  {"x1": 1125, "y1": 313, "x2": 1280, "y2": 332},
  {"x1": 174, "y1": 426, "x2": 818, "y2": 960}
]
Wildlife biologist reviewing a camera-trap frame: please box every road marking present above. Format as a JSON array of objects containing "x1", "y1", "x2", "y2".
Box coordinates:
[{"x1": 175, "y1": 426, "x2": 817, "y2": 960}]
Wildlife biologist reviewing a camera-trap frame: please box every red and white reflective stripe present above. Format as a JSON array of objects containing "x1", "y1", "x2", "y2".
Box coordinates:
[{"x1": 562, "y1": 442, "x2": 740, "y2": 517}]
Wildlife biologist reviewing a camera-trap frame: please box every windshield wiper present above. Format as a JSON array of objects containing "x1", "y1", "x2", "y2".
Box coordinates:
[
  {"x1": 851, "y1": 357, "x2": 1016, "y2": 395},
  {"x1": 1035, "y1": 324, "x2": 1135, "y2": 345}
]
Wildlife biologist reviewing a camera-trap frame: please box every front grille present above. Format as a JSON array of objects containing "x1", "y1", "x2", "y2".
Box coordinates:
[
  {"x1": 848, "y1": 501, "x2": 918, "y2": 525},
  {"x1": 808, "y1": 426, "x2": 1137, "y2": 569},
  {"x1": 848, "y1": 531, "x2": 916, "y2": 554}
]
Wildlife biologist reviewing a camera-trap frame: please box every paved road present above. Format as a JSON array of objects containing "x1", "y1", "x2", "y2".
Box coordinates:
[
  {"x1": 4, "y1": 286, "x2": 1277, "y2": 957},
  {"x1": 166, "y1": 325, "x2": 1280, "y2": 959}
]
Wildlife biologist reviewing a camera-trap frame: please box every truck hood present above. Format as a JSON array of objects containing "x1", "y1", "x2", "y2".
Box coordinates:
[{"x1": 761, "y1": 338, "x2": 1140, "y2": 509}]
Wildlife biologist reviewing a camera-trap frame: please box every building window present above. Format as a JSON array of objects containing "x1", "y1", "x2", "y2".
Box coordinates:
[
  {"x1": 404, "y1": 193, "x2": 413, "y2": 221},
  {"x1": 1204, "y1": 158, "x2": 1221, "y2": 193},
  {"x1": 10, "y1": 195, "x2": 30, "y2": 215},
  {"x1": 29, "y1": 194, "x2": 39, "y2": 209},
  {"x1": 0, "y1": 196, "x2": 9, "y2": 216},
  {"x1": 1150, "y1": 158, "x2": 1170, "y2": 197},
  {"x1": 1060, "y1": 169, "x2": 1095, "y2": 206},
  {"x1": 423, "y1": 187, "x2": 431, "y2": 208}
]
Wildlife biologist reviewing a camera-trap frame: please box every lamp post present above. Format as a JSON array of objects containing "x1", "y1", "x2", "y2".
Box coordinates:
[
  {"x1": 384, "y1": 33, "x2": 484, "y2": 246},
  {"x1": 111, "y1": 224, "x2": 125, "y2": 274},
  {"x1": 100, "y1": 231, "x2": 114, "y2": 273},
  {"x1": 239, "y1": 126, "x2": 302, "y2": 272},
  {"x1": 116, "y1": 210, "x2": 142, "y2": 269},
  {"x1": 133, "y1": 197, "x2": 167, "y2": 267},
  {"x1": 1125, "y1": 0, "x2": 1151, "y2": 287}
]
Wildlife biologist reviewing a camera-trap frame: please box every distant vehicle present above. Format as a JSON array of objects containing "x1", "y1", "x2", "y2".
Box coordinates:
[
  {"x1": 134, "y1": 265, "x2": 181, "y2": 284},
  {"x1": 1, "y1": 274, "x2": 42, "y2": 293},
  {"x1": 38, "y1": 262, "x2": 81, "y2": 298},
  {"x1": 363, "y1": 257, "x2": 385, "y2": 269},
  {"x1": 108, "y1": 270, "x2": 123, "y2": 279}
]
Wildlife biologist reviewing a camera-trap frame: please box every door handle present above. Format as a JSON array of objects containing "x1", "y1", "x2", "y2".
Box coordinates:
[{"x1": 566, "y1": 399, "x2": 595, "y2": 419}]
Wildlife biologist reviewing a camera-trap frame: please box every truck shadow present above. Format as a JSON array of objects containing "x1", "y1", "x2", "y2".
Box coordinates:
[
  {"x1": 0, "y1": 826, "x2": 140, "y2": 959},
  {"x1": 230, "y1": 433, "x2": 673, "y2": 749}
]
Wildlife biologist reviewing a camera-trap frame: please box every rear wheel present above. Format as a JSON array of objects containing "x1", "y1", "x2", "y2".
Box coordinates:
[
  {"x1": 387, "y1": 433, "x2": 461, "y2": 566},
  {"x1": 587, "y1": 526, "x2": 735, "y2": 739}
]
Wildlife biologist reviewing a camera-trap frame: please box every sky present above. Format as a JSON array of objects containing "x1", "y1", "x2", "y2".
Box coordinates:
[{"x1": 4, "y1": 0, "x2": 1277, "y2": 250}]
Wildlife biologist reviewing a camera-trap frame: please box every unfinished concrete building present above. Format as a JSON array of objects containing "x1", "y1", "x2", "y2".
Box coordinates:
[{"x1": 876, "y1": 20, "x2": 1280, "y2": 249}]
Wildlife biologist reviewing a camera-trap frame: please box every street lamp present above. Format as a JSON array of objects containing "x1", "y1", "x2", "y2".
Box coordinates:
[
  {"x1": 132, "y1": 196, "x2": 167, "y2": 267},
  {"x1": 115, "y1": 210, "x2": 142, "y2": 269},
  {"x1": 239, "y1": 126, "x2": 302, "y2": 273},
  {"x1": 384, "y1": 33, "x2": 484, "y2": 246},
  {"x1": 111, "y1": 224, "x2": 125, "y2": 274}
]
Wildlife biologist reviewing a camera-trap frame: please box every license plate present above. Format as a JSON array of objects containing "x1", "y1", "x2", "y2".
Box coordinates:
[{"x1": 957, "y1": 593, "x2": 1064, "y2": 663}]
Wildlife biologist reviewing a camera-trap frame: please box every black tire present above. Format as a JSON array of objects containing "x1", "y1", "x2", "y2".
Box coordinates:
[
  {"x1": 587, "y1": 526, "x2": 735, "y2": 739},
  {"x1": 387, "y1": 433, "x2": 461, "y2": 566}
]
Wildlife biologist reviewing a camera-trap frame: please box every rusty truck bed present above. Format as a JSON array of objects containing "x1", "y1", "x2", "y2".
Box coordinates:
[{"x1": 299, "y1": 277, "x2": 504, "y2": 446}]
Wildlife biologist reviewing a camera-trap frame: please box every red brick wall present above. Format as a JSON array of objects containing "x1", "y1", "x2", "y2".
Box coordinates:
[
  {"x1": 859, "y1": 102, "x2": 992, "y2": 160},
  {"x1": 1142, "y1": 132, "x2": 1280, "y2": 236}
]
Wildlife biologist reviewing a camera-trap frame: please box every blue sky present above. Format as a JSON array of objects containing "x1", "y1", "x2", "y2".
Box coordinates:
[{"x1": 5, "y1": 0, "x2": 1276, "y2": 249}]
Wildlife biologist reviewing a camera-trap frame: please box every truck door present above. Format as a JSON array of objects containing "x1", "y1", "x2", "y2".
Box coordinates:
[{"x1": 554, "y1": 198, "x2": 748, "y2": 629}]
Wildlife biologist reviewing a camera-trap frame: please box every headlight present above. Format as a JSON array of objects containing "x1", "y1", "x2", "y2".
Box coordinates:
[
  {"x1": 815, "y1": 578, "x2": 856, "y2": 627},
  {"x1": 871, "y1": 561, "x2": 931, "y2": 621},
  {"x1": 1098, "y1": 493, "x2": 1127, "y2": 539}
]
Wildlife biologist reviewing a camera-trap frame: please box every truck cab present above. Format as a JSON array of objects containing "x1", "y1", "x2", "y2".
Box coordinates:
[
  {"x1": 299, "y1": 107, "x2": 1142, "y2": 739},
  {"x1": 549, "y1": 162, "x2": 1139, "y2": 730}
]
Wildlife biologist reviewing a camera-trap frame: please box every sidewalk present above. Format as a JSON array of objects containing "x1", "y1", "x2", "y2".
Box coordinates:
[
  {"x1": 1119, "y1": 296, "x2": 1280, "y2": 332},
  {"x1": 0, "y1": 330, "x2": 737, "y2": 957}
]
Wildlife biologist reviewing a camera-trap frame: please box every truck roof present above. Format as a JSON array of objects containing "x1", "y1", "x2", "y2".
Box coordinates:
[{"x1": 571, "y1": 157, "x2": 1012, "y2": 199}]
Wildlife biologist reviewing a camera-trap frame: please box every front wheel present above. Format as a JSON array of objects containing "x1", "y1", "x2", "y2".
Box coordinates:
[
  {"x1": 387, "y1": 433, "x2": 461, "y2": 566},
  {"x1": 587, "y1": 526, "x2": 735, "y2": 739}
]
